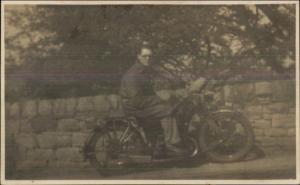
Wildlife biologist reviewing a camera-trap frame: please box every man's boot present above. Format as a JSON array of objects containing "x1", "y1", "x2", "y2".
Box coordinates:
[
  {"x1": 165, "y1": 143, "x2": 188, "y2": 157},
  {"x1": 152, "y1": 135, "x2": 167, "y2": 159}
]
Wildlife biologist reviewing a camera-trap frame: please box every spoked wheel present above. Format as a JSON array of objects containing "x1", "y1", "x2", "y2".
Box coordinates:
[
  {"x1": 198, "y1": 111, "x2": 254, "y2": 163},
  {"x1": 86, "y1": 120, "x2": 145, "y2": 176}
]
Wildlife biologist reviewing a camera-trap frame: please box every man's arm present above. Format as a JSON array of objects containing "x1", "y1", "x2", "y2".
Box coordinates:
[
  {"x1": 119, "y1": 74, "x2": 139, "y2": 98},
  {"x1": 151, "y1": 65, "x2": 186, "y2": 89}
]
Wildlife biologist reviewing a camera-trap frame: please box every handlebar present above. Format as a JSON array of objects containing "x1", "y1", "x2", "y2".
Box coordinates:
[{"x1": 170, "y1": 69, "x2": 235, "y2": 113}]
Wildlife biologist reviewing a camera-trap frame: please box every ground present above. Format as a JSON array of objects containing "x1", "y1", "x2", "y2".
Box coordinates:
[{"x1": 9, "y1": 150, "x2": 296, "y2": 180}]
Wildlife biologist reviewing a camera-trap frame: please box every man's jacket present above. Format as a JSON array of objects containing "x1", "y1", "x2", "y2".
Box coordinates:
[
  {"x1": 119, "y1": 62, "x2": 173, "y2": 120},
  {"x1": 119, "y1": 62, "x2": 155, "y2": 99}
]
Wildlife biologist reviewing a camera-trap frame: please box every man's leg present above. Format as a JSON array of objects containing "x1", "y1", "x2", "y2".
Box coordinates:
[
  {"x1": 141, "y1": 120, "x2": 166, "y2": 159},
  {"x1": 160, "y1": 117, "x2": 181, "y2": 145},
  {"x1": 160, "y1": 117, "x2": 187, "y2": 156},
  {"x1": 142, "y1": 118, "x2": 184, "y2": 158},
  {"x1": 142, "y1": 120, "x2": 164, "y2": 146}
]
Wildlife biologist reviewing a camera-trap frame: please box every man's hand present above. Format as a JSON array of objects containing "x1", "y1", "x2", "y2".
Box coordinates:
[
  {"x1": 156, "y1": 77, "x2": 207, "y2": 101},
  {"x1": 156, "y1": 90, "x2": 173, "y2": 101},
  {"x1": 175, "y1": 88, "x2": 188, "y2": 99},
  {"x1": 187, "y1": 77, "x2": 207, "y2": 93},
  {"x1": 156, "y1": 89, "x2": 188, "y2": 100}
]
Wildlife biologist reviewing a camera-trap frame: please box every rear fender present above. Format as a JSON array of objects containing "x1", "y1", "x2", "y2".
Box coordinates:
[
  {"x1": 81, "y1": 120, "x2": 108, "y2": 160},
  {"x1": 83, "y1": 117, "x2": 129, "y2": 147},
  {"x1": 81, "y1": 117, "x2": 140, "y2": 160}
]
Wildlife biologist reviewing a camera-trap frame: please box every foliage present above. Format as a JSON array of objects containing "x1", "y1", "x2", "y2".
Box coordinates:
[{"x1": 4, "y1": 4, "x2": 296, "y2": 101}]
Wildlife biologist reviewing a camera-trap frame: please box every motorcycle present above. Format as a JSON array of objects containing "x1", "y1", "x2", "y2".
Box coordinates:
[{"x1": 82, "y1": 72, "x2": 254, "y2": 176}]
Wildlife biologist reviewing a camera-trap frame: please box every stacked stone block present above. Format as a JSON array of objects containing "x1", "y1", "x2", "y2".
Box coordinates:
[
  {"x1": 5, "y1": 95, "x2": 121, "y2": 171},
  {"x1": 5, "y1": 80, "x2": 296, "y2": 171},
  {"x1": 226, "y1": 80, "x2": 296, "y2": 151}
]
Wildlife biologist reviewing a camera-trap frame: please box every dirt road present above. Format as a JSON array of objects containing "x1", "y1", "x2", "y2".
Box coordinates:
[{"x1": 11, "y1": 152, "x2": 296, "y2": 180}]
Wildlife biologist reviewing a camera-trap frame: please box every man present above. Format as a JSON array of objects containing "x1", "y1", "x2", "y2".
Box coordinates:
[{"x1": 119, "y1": 43, "x2": 186, "y2": 158}]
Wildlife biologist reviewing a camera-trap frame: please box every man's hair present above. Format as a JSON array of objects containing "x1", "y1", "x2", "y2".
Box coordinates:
[{"x1": 136, "y1": 41, "x2": 152, "y2": 55}]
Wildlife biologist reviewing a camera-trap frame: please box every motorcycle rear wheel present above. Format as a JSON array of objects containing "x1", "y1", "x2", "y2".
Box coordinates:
[
  {"x1": 86, "y1": 120, "x2": 145, "y2": 176},
  {"x1": 198, "y1": 111, "x2": 254, "y2": 163}
]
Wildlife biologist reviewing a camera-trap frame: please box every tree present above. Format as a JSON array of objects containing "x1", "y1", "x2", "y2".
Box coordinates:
[{"x1": 4, "y1": 4, "x2": 296, "y2": 101}]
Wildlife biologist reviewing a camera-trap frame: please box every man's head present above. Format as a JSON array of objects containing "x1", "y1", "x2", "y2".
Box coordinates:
[{"x1": 137, "y1": 45, "x2": 153, "y2": 67}]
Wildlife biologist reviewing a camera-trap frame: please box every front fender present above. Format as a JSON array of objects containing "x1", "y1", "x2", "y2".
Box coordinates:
[
  {"x1": 208, "y1": 108, "x2": 250, "y2": 125},
  {"x1": 210, "y1": 107, "x2": 244, "y2": 116}
]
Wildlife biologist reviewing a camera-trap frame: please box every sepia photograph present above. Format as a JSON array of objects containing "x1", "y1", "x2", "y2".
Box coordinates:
[{"x1": 1, "y1": 1, "x2": 299, "y2": 184}]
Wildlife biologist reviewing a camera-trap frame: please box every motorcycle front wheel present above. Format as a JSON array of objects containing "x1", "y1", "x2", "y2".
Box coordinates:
[{"x1": 198, "y1": 111, "x2": 254, "y2": 163}]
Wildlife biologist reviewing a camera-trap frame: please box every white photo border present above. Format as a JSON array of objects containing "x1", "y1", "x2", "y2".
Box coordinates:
[{"x1": 1, "y1": 1, "x2": 299, "y2": 184}]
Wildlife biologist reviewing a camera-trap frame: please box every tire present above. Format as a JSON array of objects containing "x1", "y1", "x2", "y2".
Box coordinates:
[
  {"x1": 184, "y1": 136, "x2": 200, "y2": 158},
  {"x1": 198, "y1": 111, "x2": 254, "y2": 163},
  {"x1": 86, "y1": 119, "x2": 145, "y2": 176}
]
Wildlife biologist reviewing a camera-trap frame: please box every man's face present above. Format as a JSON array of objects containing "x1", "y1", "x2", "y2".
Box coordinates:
[{"x1": 137, "y1": 48, "x2": 153, "y2": 66}]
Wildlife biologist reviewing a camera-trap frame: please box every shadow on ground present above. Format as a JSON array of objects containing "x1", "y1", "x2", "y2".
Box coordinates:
[
  {"x1": 9, "y1": 147, "x2": 296, "y2": 180},
  {"x1": 101, "y1": 145, "x2": 266, "y2": 178}
]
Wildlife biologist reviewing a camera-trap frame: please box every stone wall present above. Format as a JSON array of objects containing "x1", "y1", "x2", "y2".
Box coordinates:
[
  {"x1": 5, "y1": 80, "x2": 296, "y2": 173},
  {"x1": 5, "y1": 95, "x2": 124, "y2": 173},
  {"x1": 224, "y1": 80, "x2": 296, "y2": 151}
]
